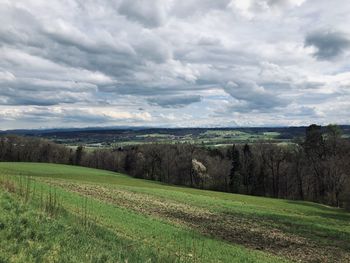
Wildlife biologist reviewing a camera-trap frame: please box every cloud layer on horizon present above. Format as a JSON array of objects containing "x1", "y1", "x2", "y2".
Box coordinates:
[{"x1": 1, "y1": 0, "x2": 350, "y2": 129}]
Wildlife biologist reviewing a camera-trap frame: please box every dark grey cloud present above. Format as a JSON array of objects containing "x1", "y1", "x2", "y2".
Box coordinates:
[
  {"x1": 147, "y1": 95, "x2": 201, "y2": 108},
  {"x1": 266, "y1": 0, "x2": 304, "y2": 8},
  {"x1": 305, "y1": 31, "x2": 350, "y2": 60},
  {"x1": 2, "y1": 96, "x2": 77, "y2": 106},
  {"x1": 0, "y1": 74, "x2": 96, "y2": 106},
  {"x1": 287, "y1": 106, "x2": 317, "y2": 117},
  {"x1": 118, "y1": 0, "x2": 168, "y2": 28},
  {"x1": 0, "y1": 5, "x2": 42, "y2": 47},
  {"x1": 223, "y1": 81, "x2": 288, "y2": 112},
  {"x1": 171, "y1": 0, "x2": 231, "y2": 17}
]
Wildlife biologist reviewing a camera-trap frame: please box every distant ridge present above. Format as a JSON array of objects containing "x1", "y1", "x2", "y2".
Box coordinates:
[{"x1": 1, "y1": 125, "x2": 350, "y2": 137}]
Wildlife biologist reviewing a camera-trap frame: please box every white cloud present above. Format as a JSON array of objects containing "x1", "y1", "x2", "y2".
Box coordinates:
[{"x1": 0, "y1": 0, "x2": 350, "y2": 128}]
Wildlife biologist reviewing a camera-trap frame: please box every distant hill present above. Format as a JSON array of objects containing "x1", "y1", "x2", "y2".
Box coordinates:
[{"x1": 1, "y1": 125, "x2": 349, "y2": 136}]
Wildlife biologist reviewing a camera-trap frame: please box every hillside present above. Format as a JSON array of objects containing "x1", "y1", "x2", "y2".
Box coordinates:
[{"x1": 0, "y1": 163, "x2": 349, "y2": 262}]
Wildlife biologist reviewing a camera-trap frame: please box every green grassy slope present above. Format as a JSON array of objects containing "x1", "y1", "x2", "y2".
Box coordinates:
[
  {"x1": 0, "y1": 191, "x2": 174, "y2": 263},
  {"x1": 0, "y1": 162, "x2": 349, "y2": 263}
]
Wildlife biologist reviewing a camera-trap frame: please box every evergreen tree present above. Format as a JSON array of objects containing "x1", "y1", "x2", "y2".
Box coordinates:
[
  {"x1": 75, "y1": 145, "x2": 84, "y2": 165},
  {"x1": 229, "y1": 145, "x2": 241, "y2": 193}
]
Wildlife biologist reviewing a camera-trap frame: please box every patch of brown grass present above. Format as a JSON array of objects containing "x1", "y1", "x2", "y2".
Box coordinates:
[{"x1": 0, "y1": 177, "x2": 17, "y2": 193}]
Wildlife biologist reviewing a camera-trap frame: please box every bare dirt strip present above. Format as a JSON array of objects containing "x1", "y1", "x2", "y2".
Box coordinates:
[{"x1": 45, "y1": 180, "x2": 350, "y2": 263}]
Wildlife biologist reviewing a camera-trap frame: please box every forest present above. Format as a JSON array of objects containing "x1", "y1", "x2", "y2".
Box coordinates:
[{"x1": 1, "y1": 124, "x2": 349, "y2": 209}]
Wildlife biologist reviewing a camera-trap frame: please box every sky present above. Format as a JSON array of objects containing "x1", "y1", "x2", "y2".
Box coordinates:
[{"x1": 1, "y1": 0, "x2": 350, "y2": 129}]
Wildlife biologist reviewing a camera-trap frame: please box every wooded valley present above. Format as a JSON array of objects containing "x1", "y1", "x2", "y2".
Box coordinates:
[{"x1": 1, "y1": 124, "x2": 349, "y2": 209}]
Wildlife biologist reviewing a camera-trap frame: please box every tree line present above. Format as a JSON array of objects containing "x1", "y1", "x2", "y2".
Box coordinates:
[{"x1": 1, "y1": 124, "x2": 349, "y2": 209}]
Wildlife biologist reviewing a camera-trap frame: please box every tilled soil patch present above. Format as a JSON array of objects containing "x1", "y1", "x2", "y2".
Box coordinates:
[{"x1": 46, "y1": 181, "x2": 350, "y2": 263}]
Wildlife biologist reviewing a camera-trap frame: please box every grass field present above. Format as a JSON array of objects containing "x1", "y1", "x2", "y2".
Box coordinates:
[{"x1": 0, "y1": 163, "x2": 349, "y2": 262}]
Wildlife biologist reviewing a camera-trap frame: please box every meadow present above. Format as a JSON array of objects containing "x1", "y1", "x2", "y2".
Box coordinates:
[{"x1": 0, "y1": 162, "x2": 349, "y2": 262}]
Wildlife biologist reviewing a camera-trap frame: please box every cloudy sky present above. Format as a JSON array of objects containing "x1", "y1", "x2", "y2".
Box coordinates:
[{"x1": 1, "y1": 0, "x2": 350, "y2": 129}]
